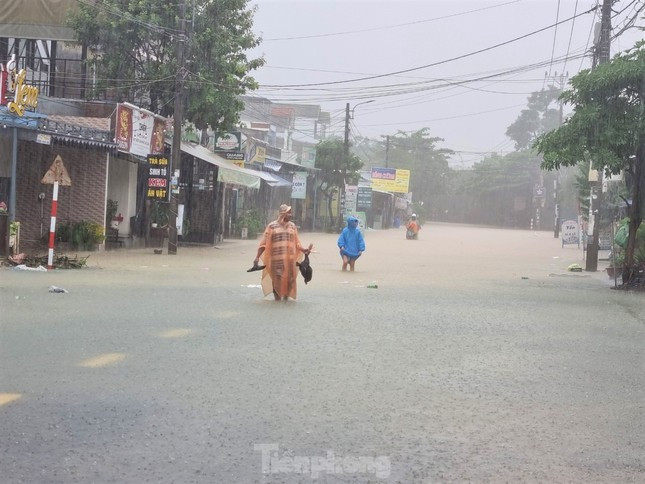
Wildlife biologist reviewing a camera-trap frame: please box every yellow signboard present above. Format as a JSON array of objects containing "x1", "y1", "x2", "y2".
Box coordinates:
[
  {"x1": 370, "y1": 168, "x2": 410, "y2": 193},
  {"x1": 2, "y1": 55, "x2": 39, "y2": 117}
]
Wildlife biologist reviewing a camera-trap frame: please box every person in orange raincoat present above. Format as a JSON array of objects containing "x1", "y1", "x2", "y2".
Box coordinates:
[
  {"x1": 405, "y1": 213, "x2": 421, "y2": 239},
  {"x1": 253, "y1": 204, "x2": 313, "y2": 301}
]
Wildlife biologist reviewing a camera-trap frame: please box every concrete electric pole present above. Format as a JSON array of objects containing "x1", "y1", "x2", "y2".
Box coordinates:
[
  {"x1": 585, "y1": 0, "x2": 612, "y2": 271},
  {"x1": 168, "y1": 0, "x2": 187, "y2": 255}
]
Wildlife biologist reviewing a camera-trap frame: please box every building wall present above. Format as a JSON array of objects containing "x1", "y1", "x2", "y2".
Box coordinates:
[{"x1": 15, "y1": 141, "x2": 108, "y2": 247}]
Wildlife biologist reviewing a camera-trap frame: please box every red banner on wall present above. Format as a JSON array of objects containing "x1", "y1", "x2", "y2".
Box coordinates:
[{"x1": 115, "y1": 103, "x2": 166, "y2": 158}]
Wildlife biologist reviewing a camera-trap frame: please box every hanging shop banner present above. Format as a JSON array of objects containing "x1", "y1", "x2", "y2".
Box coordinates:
[
  {"x1": 301, "y1": 146, "x2": 316, "y2": 169},
  {"x1": 370, "y1": 167, "x2": 410, "y2": 193},
  {"x1": 116, "y1": 103, "x2": 166, "y2": 157},
  {"x1": 213, "y1": 132, "x2": 241, "y2": 151},
  {"x1": 146, "y1": 154, "x2": 170, "y2": 201},
  {"x1": 344, "y1": 185, "x2": 358, "y2": 214},
  {"x1": 291, "y1": 172, "x2": 307, "y2": 199},
  {"x1": 357, "y1": 187, "x2": 372, "y2": 210}
]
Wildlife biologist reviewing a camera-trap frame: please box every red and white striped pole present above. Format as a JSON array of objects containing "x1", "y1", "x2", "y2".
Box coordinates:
[{"x1": 47, "y1": 181, "x2": 59, "y2": 270}]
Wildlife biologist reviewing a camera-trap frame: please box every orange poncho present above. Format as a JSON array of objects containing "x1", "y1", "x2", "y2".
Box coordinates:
[{"x1": 258, "y1": 219, "x2": 304, "y2": 299}]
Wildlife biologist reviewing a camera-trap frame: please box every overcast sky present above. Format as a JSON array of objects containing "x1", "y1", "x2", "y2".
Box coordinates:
[{"x1": 247, "y1": 0, "x2": 643, "y2": 167}]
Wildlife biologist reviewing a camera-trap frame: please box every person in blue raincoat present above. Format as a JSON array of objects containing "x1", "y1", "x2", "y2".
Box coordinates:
[{"x1": 337, "y1": 215, "x2": 366, "y2": 272}]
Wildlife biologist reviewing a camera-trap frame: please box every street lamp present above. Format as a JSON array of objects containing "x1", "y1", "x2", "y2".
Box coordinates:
[
  {"x1": 344, "y1": 100, "x2": 375, "y2": 151},
  {"x1": 340, "y1": 100, "x2": 375, "y2": 229}
]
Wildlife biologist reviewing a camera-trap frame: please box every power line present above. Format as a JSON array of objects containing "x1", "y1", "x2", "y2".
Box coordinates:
[
  {"x1": 262, "y1": 6, "x2": 598, "y2": 88},
  {"x1": 562, "y1": 0, "x2": 580, "y2": 75},
  {"x1": 546, "y1": 0, "x2": 563, "y2": 83},
  {"x1": 263, "y1": 0, "x2": 524, "y2": 41},
  {"x1": 360, "y1": 103, "x2": 527, "y2": 128}
]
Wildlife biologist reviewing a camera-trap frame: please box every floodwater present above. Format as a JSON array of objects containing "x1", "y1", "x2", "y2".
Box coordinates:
[{"x1": 2, "y1": 223, "x2": 643, "y2": 483}]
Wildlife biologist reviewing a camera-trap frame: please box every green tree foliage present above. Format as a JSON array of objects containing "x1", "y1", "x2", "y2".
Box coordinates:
[
  {"x1": 534, "y1": 41, "x2": 645, "y2": 278},
  {"x1": 506, "y1": 86, "x2": 561, "y2": 150},
  {"x1": 314, "y1": 138, "x2": 363, "y2": 228},
  {"x1": 461, "y1": 151, "x2": 547, "y2": 227},
  {"x1": 382, "y1": 128, "x2": 453, "y2": 216},
  {"x1": 68, "y1": 0, "x2": 264, "y2": 131}
]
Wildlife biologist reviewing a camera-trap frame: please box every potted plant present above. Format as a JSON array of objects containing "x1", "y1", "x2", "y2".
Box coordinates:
[
  {"x1": 106, "y1": 199, "x2": 118, "y2": 228},
  {"x1": 236, "y1": 210, "x2": 263, "y2": 239}
]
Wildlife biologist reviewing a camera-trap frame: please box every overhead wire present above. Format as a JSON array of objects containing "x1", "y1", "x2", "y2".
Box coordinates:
[
  {"x1": 261, "y1": 6, "x2": 598, "y2": 88},
  {"x1": 546, "y1": 0, "x2": 563, "y2": 85},
  {"x1": 562, "y1": 0, "x2": 579, "y2": 75},
  {"x1": 263, "y1": 0, "x2": 524, "y2": 41},
  {"x1": 77, "y1": 0, "x2": 182, "y2": 38}
]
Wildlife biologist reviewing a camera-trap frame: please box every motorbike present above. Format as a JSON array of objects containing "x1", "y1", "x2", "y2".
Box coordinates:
[{"x1": 405, "y1": 221, "x2": 420, "y2": 240}]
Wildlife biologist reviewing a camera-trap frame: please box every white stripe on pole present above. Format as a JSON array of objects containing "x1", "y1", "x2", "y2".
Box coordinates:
[{"x1": 47, "y1": 181, "x2": 59, "y2": 270}]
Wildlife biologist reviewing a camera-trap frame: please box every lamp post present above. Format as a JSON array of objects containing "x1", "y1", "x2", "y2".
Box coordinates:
[
  {"x1": 344, "y1": 100, "x2": 375, "y2": 155},
  {"x1": 341, "y1": 100, "x2": 374, "y2": 227}
]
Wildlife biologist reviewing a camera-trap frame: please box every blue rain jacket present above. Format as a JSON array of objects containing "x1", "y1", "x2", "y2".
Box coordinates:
[{"x1": 337, "y1": 216, "x2": 366, "y2": 258}]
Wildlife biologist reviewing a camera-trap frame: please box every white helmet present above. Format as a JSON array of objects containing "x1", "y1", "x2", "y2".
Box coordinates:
[{"x1": 411, "y1": 213, "x2": 417, "y2": 217}]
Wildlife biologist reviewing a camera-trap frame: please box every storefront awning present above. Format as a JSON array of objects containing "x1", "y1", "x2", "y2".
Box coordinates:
[
  {"x1": 260, "y1": 172, "x2": 291, "y2": 187},
  {"x1": 180, "y1": 142, "x2": 261, "y2": 189}
]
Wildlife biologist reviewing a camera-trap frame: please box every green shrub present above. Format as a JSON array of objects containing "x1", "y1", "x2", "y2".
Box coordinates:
[
  {"x1": 56, "y1": 222, "x2": 72, "y2": 242},
  {"x1": 71, "y1": 221, "x2": 105, "y2": 250},
  {"x1": 236, "y1": 210, "x2": 263, "y2": 238}
]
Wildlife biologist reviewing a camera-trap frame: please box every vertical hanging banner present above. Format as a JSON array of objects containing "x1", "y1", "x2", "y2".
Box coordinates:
[
  {"x1": 344, "y1": 185, "x2": 358, "y2": 215},
  {"x1": 41, "y1": 155, "x2": 72, "y2": 270},
  {"x1": 115, "y1": 103, "x2": 166, "y2": 158},
  {"x1": 146, "y1": 154, "x2": 170, "y2": 201},
  {"x1": 291, "y1": 172, "x2": 307, "y2": 199},
  {"x1": 357, "y1": 187, "x2": 372, "y2": 210}
]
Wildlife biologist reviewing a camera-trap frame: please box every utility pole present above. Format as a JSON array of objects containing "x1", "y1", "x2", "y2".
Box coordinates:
[
  {"x1": 544, "y1": 71, "x2": 567, "y2": 238},
  {"x1": 585, "y1": 0, "x2": 611, "y2": 271},
  {"x1": 385, "y1": 135, "x2": 390, "y2": 168},
  {"x1": 168, "y1": 0, "x2": 186, "y2": 255},
  {"x1": 340, "y1": 102, "x2": 350, "y2": 226}
]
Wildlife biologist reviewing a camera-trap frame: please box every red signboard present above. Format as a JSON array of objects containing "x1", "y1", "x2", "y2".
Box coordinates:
[
  {"x1": 116, "y1": 104, "x2": 166, "y2": 158},
  {"x1": 0, "y1": 68, "x2": 7, "y2": 105}
]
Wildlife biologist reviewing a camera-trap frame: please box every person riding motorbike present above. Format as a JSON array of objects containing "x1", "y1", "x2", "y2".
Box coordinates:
[{"x1": 405, "y1": 213, "x2": 421, "y2": 240}]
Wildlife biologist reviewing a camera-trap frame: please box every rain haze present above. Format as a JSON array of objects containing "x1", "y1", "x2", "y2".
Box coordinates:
[
  {"x1": 2, "y1": 1, "x2": 645, "y2": 483},
  {"x1": 249, "y1": 0, "x2": 643, "y2": 167}
]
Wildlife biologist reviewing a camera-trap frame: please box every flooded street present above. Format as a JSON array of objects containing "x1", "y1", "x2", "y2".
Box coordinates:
[{"x1": 2, "y1": 223, "x2": 644, "y2": 482}]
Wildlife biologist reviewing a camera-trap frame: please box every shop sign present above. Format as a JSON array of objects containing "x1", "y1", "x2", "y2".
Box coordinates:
[
  {"x1": 357, "y1": 187, "x2": 372, "y2": 210},
  {"x1": 223, "y1": 151, "x2": 244, "y2": 161},
  {"x1": 370, "y1": 167, "x2": 410, "y2": 193},
  {"x1": 146, "y1": 154, "x2": 169, "y2": 200},
  {"x1": 1, "y1": 55, "x2": 39, "y2": 116},
  {"x1": 116, "y1": 103, "x2": 166, "y2": 157},
  {"x1": 344, "y1": 185, "x2": 358, "y2": 214},
  {"x1": 561, "y1": 220, "x2": 580, "y2": 247},
  {"x1": 214, "y1": 132, "x2": 241, "y2": 151},
  {"x1": 291, "y1": 172, "x2": 307, "y2": 199}
]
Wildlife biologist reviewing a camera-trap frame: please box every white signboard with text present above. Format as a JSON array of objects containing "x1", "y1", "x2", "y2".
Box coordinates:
[
  {"x1": 561, "y1": 219, "x2": 580, "y2": 247},
  {"x1": 291, "y1": 172, "x2": 307, "y2": 199}
]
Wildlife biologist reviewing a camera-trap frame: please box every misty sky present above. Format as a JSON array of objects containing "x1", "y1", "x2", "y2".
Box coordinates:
[{"x1": 248, "y1": 0, "x2": 643, "y2": 167}]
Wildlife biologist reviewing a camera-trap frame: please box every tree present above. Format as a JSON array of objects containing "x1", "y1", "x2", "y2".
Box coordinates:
[
  {"x1": 506, "y1": 86, "x2": 562, "y2": 150},
  {"x1": 534, "y1": 41, "x2": 645, "y2": 281},
  {"x1": 68, "y1": 0, "x2": 264, "y2": 132},
  {"x1": 314, "y1": 139, "x2": 363, "y2": 228},
  {"x1": 385, "y1": 128, "x2": 453, "y2": 218},
  {"x1": 464, "y1": 151, "x2": 545, "y2": 227}
]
